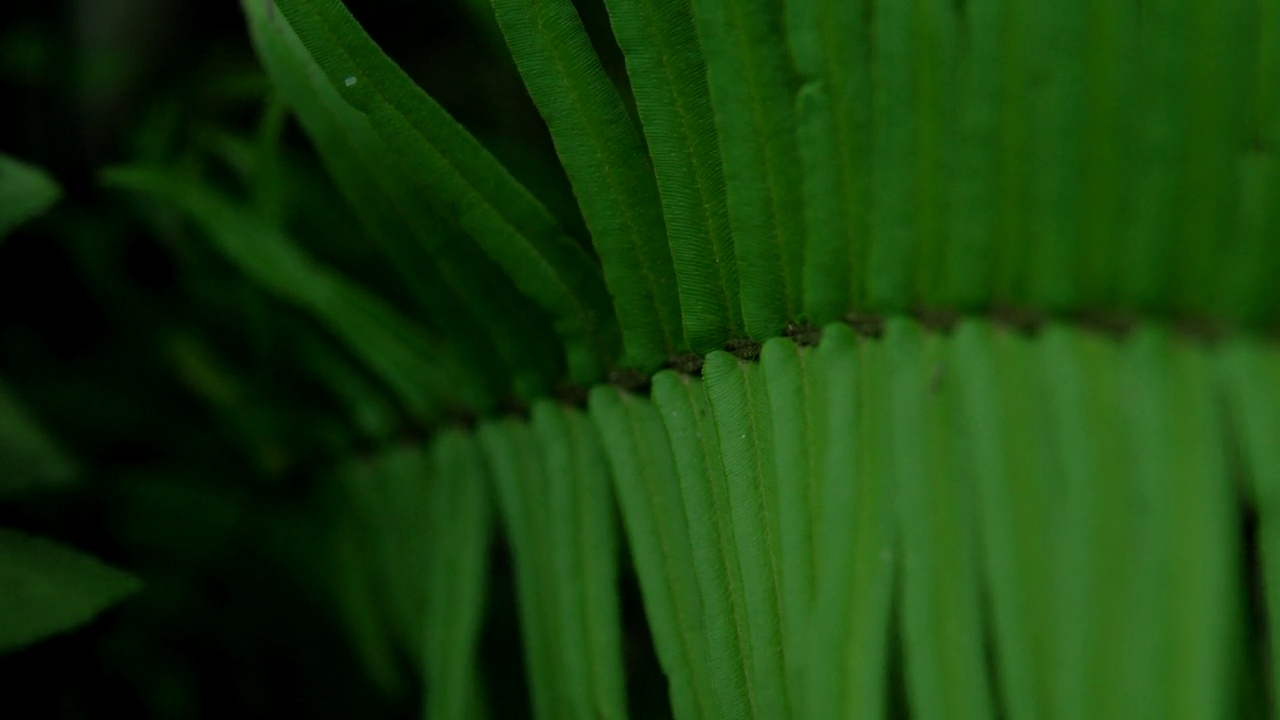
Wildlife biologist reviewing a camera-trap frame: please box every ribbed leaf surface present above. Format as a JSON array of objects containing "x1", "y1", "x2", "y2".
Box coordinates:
[
  {"x1": 602, "y1": 0, "x2": 740, "y2": 351},
  {"x1": 489, "y1": 0, "x2": 685, "y2": 370}
]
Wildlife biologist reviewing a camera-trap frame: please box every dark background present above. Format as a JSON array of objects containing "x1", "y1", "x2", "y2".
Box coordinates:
[{"x1": 0, "y1": 1, "x2": 664, "y2": 716}]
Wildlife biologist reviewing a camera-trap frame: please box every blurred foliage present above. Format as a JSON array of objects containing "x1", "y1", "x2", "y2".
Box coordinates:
[{"x1": 0, "y1": 0, "x2": 640, "y2": 716}]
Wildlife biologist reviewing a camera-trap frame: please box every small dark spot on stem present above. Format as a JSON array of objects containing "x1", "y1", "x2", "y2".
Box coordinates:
[
  {"x1": 725, "y1": 337, "x2": 762, "y2": 361},
  {"x1": 913, "y1": 306, "x2": 960, "y2": 334},
  {"x1": 784, "y1": 322, "x2": 823, "y2": 347},
  {"x1": 552, "y1": 381, "x2": 589, "y2": 407},
  {"x1": 1074, "y1": 309, "x2": 1138, "y2": 340},
  {"x1": 844, "y1": 311, "x2": 886, "y2": 338},
  {"x1": 991, "y1": 305, "x2": 1045, "y2": 336},
  {"x1": 608, "y1": 367, "x2": 651, "y2": 395},
  {"x1": 1174, "y1": 314, "x2": 1227, "y2": 345},
  {"x1": 667, "y1": 353, "x2": 705, "y2": 376}
]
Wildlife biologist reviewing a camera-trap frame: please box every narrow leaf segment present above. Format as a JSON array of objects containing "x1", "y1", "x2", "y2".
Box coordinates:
[
  {"x1": 689, "y1": 0, "x2": 806, "y2": 338},
  {"x1": 590, "y1": 386, "x2": 718, "y2": 720},
  {"x1": 490, "y1": 0, "x2": 686, "y2": 371},
  {"x1": 273, "y1": 0, "x2": 622, "y2": 383},
  {"x1": 103, "y1": 167, "x2": 493, "y2": 418},
  {"x1": 602, "y1": 0, "x2": 741, "y2": 352},
  {"x1": 244, "y1": 0, "x2": 565, "y2": 398}
]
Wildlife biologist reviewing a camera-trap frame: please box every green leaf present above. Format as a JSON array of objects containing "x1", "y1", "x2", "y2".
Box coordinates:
[
  {"x1": 689, "y1": 0, "x2": 806, "y2": 338},
  {"x1": 1075, "y1": 0, "x2": 1139, "y2": 310},
  {"x1": 884, "y1": 319, "x2": 993, "y2": 720},
  {"x1": 938, "y1": 0, "x2": 1002, "y2": 309},
  {"x1": 988, "y1": 0, "x2": 1032, "y2": 308},
  {"x1": 702, "y1": 351, "x2": 791, "y2": 717},
  {"x1": 903, "y1": 0, "x2": 960, "y2": 311},
  {"x1": 489, "y1": 0, "x2": 685, "y2": 370},
  {"x1": 651, "y1": 370, "x2": 754, "y2": 718},
  {"x1": 602, "y1": 0, "x2": 741, "y2": 351},
  {"x1": 1022, "y1": 0, "x2": 1087, "y2": 312},
  {"x1": 0, "y1": 527, "x2": 140, "y2": 653},
  {"x1": 759, "y1": 337, "x2": 822, "y2": 715},
  {"x1": 478, "y1": 417, "x2": 567, "y2": 720},
  {"x1": 865, "y1": 1, "x2": 959, "y2": 311},
  {"x1": 0, "y1": 378, "x2": 77, "y2": 496},
  {"x1": 786, "y1": 0, "x2": 872, "y2": 323},
  {"x1": 1220, "y1": 339, "x2": 1280, "y2": 709},
  {"x1": 1121, "y1": 0, "x2": 1188, "y2": 311},
  {"x1": 243, "y1": 0, "x2": 565, "y2": 398},
  {"x1": 482, "y1": 406, "x2": 628, "y2": 720},
  {"x1": 423, "y1": 431, "x2": 494, "y2": 720},
  {"x1": 271, "y1": 0, "x2": 621, "y2": 383},
  {"x1": 103, "y1": 166, "x2": 493, "y2": 419},
  {"x1": 806, "y1": 323, "x2": 895, "y2": 719},
  {"x1": 530, "y1": 402, "x2": 627, "y2": 720},
  {"x1": 1133, "y1": 332, "x2": 1237, "y2": 719},
  {"x1": 1036, "y1": 326, "x2": 1130, "y2": 718},
  {"x1": 0, "y1": 154, "x2": 60, "y2": 242},
  {"x1": 1168, "y1": 0, "x2": 1252, "y2": 316},
  {"x1": 951, "y1": 321, "x2": 1054, "y2": 719},
  {"x1": 590, "y1": 385, "x2": 717, "y2": 720}
]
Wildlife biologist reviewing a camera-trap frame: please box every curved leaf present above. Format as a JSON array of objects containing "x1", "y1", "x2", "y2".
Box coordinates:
[
  {"x1": 244, "y1": 0, "x2": 565, "y2": 398},
  {"x1": 272, "y1": 0, "x2": 621, "y2": 383},
  {"x1": 490, "y1": 0, "x2": 685, "y2": 370}
]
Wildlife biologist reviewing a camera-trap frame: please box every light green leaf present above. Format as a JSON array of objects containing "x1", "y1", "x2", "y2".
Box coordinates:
[
  {"x1": 884, "y1": 319, "x2": 993, "y2": 720},
  {"x1": 951, "y1": 321, "x2": 1053, "y2": 720},
  {"x1": 0, "y1": 527, "x2": 140, "y2": 653},
  {"x1": 483, "y1": 407, "x2": 629, "y2": 720},
  {"x1": 529, "y1": 401, "x2": 627, "y2": 720},
  {"x1": 806, "y1": 323, "x2": 895, "y2": 719},
  {"x1": 651, "y1": 370, "x2": 754, "y2": 718},
  {"x1": 1220, "y1": 338, "x2": 1280, "y2": 709},
  {"x1": 702, "y1": 351, "x2": 791, "y2": 717},
  {"x1": 759, "y1": 337, "x2": 821, "y2": 717},
  {"x1": 590, "y1": 385, "x2": 716, "y2": 720}
]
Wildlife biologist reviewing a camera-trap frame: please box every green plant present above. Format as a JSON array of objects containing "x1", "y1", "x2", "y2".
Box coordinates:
[
  {"x1": 0, "y1": 154, "x2": 140, "y2": 654},
  {"x1": 95, "y1": 0, "x2": 1280, "y2": 718}
]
